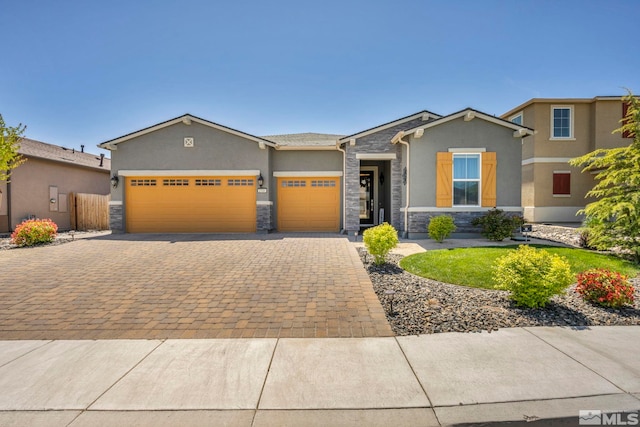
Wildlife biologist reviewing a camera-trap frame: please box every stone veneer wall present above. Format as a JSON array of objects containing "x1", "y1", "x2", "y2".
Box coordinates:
[
  {"x1": 109, "y1": 204, "x2": 123, "y2": 233},
  {"x1": 406, "y1": 210, "x2": 523, "y2": 238},
  {"x1": 344, "y1": 116, "x2": 432, "y2": 234},
  {"x1": 257, "y1": 204, "x2": 272, "y2": 233}
]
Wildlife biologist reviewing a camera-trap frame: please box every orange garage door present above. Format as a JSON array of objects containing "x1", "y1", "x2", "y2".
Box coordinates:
[
  {"x1": 277, "y1": 177, "x2": 340, "y2": 232},
  {"x1": 125, "y1": 176, "x2": 256, "y2": 233}
]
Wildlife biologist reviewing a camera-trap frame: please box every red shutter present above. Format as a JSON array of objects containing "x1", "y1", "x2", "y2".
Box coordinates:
[{"x1": 553, "y1": 173, "x2": 570, "y2": 195}]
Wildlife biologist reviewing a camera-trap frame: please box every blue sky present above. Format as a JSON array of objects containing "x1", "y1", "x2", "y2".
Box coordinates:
[{"x1": 1, "y1": 0, "x2": 638, "y2": 154}]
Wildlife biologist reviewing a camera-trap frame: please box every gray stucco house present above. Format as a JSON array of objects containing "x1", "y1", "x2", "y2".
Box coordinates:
[{"x1": 99, "y1": 109, "x2": 533, "y2": 237}]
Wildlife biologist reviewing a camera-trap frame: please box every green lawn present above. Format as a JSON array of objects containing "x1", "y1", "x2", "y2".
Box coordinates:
[{"x1": 399, "y1": 245, "x2": 640, "y2": 290}]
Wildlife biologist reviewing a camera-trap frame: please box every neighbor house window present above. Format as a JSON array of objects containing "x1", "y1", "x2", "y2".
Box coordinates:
[
  {"x1": 551, "y1": 106, "x2": 573, "y2": 139},
  {"x1": 553, "y1": 172, "x2": 571, "y2": 196},
  {"x1": 453, "y1": 154, "x2": 480, "y2": 206},
  {"x1": 510, "y1": 112, "x2": 523, "y2": 125}
]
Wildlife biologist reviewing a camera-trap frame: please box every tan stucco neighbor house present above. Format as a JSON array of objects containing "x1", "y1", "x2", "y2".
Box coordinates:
[
  {"x1": 502, "y1": 97, "x2": 634, "y2": 223},
  {"x1": 0, "y1": 139, "x2": 111, "y2": 232},
  {"x1": 99, "y1": 109, "x2": 532, "y2": 237}
]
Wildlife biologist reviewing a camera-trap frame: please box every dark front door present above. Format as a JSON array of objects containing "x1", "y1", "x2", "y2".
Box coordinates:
[{"x1": 359, "y1": 170, "x2": 374, "y2": 226}]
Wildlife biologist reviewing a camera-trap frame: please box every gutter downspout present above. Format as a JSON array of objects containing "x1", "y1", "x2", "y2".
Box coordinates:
[
  {"x1": 392, "y1": 131, "x2": 410, "y2": 238},
  {"x1": 336, "y1": 142, "x2": 347, "y2": 234}
]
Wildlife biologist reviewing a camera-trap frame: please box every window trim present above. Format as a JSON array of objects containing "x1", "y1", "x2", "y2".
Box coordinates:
[
  {"x1": 550, "y1": 105, "x2": 575, "y2": 140},
  {"x1": 510, "y1": 112, "x2": 523, "y2": 126},
  {"x1": 452, "y1": 153, "x2": 481, "y2": 207}
]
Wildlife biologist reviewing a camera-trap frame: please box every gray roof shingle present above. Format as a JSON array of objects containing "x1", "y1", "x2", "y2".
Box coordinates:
[
  {"x1": 262, "y1": 133, "x2": 345, "y2": 147},
  {"x1": 18, "y1": 138, "x2": 110, "y2": 171}
]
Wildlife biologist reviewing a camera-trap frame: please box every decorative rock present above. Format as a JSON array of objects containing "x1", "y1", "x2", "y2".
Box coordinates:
[{"x1": 359, "y1": 248, "x2": 640, "y2": 336}]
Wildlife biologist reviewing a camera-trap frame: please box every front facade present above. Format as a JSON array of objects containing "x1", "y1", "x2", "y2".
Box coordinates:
[
  {"x1": 101, "y1": 111, "x2": 531, "y2": 236},
  {"x1": 0, "y1": 139, "x2": 111, "y2": 232},
  {"x1": 502, "y1": 97, "x2": 633, "y2": 223}
]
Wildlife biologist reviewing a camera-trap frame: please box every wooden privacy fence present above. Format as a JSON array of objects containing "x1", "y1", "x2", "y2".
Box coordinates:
[{"x1": 70, "y1": 193, "x2": 110, "y2": 231}]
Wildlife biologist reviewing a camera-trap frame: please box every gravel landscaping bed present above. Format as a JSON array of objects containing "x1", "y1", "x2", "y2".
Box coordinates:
[
  {"x1": 0, "y1": 230, "x2": 110, "y2": 250},
  {"x1": 361, "y1": 249, "x2": 640, "y2": 335}
]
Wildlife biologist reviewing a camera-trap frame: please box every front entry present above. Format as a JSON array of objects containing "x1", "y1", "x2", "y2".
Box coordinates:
[{"x1": 359, "y1": 167, "x2": 377, "y2": 227}]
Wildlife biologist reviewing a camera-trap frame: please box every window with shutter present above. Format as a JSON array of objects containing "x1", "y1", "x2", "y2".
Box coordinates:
[{"x1": 553, "y1": 172, "x2": 571, "y2": 196}]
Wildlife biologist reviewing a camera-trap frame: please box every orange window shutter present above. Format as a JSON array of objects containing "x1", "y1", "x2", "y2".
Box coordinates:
[
  {"x1": 436, "y1": 152, "x2": 453, "y2": 207},
  {"x1": 481, "y1": 152, "x2": 497, "y2": 207}
]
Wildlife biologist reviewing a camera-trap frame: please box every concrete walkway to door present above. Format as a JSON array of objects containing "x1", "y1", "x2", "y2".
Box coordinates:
[{"x1": 0, "y1": 234, "x2": 392, "y2": 340}]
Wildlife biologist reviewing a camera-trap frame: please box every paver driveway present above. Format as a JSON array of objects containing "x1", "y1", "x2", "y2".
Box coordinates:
[{"x1": 0, "y1": 234, "x2": 392, "y2": 339}]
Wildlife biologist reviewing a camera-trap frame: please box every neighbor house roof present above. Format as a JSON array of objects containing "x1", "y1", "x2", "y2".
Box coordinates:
[
  {"x1": 396, "y1": 108, "x2": 534, "y2": 142},
  {"x1": 501, "y1": 96, "x2": 630, "y2": 119},
  {"x1": 262, "y1": 133, "x2": 345, "y2": 150},
  {"x1": 338, "y1": 110, "x2": 441, "y2": 143},
  {"x1": 19, "y1": 138, "x2": 110, "y2": 171},
  {"x1": 98, "y1": 114, "x2": 277, "y2": 150}
]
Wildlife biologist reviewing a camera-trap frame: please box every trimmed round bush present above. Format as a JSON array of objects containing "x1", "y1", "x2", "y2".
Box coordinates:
[
  {"x1": 428, "y1": 215, "x2": 456, "y2": 243},
  {"x1": 472, "y1": 208, "x2": 517, "y2": 241},
  {"x1": 493, "y1": 245, "x2": 573, "y2": 308},
  {"x1": 11, "y1": 219, "x2": 58, "y2": 247},
  {"x1": 363, "y1": 222, "x2": 399, "y2": 265},
  {"x1": 576, "y1": 269, "x2": 634, "y2": 308}
]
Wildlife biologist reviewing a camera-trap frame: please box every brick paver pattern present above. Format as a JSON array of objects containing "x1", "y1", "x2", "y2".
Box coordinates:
[{"x1": 0, "y1": 235, "x2": 393, "y2": 339}]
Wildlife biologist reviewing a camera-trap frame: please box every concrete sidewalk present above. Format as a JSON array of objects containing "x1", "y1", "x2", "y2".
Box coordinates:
[{"x1": 0, "y1": 326, "x2": 638, "y2": 426}]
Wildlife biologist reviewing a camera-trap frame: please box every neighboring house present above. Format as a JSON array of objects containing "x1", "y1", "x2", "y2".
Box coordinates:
[
  {"x1": 99, "y1": 110, "x2": 532, "y2": 237},
  {"x1": 0, "y1": 139, "x2": 111, "y2": 232},
  {"x1": 501, "y1": 97, "x2": 634, "y2": 223}
]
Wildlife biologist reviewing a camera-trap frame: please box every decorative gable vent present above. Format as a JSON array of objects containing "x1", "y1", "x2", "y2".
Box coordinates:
[{"x1": 184, "y1": 137, "x2": 194, "y2": 147}]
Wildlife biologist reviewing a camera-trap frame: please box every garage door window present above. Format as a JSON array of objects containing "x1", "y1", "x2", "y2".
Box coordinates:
[
  {"x1": 228, "y1": 179, "x2": 254, "y2": 186},
  {"x1": 163, "y1": 179, "x2": 189, "y2": 186},
  {"x1": 130, "y1": 179, "x2": 157, "y2": 186},
  {"x1": 311, "y1": 180, "x2": 336, "y2": 187},
  {"x1": 281, "y1": 180, "x2": 306, "y2": 187},
  {"x1": 195, "y1": 179, "x2": 221, "y2": 186}
]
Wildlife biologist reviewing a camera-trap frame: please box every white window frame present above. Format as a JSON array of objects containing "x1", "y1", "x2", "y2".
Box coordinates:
[
  {"x1": 510, "y1": 112, "x2": 523, "y2": 126},
  {"x1": 452, "y1": 153, "x2": 481, "y2": 207},
  {"x1": 550, "y1": 105, "x2": 574, "y2": 140}
]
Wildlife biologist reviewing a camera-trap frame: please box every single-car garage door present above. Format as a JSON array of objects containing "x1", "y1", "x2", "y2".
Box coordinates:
[
  {"x1": 277, "y1": 177, "x2": 340, "y2": 232},
  {"x1": 125, "y1": 176, "x2": 256, "y2": 233}
]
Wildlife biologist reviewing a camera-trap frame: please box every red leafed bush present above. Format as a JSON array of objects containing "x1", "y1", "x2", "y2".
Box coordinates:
[
  {"x1": 10, "y1": 219, "x2": 58, "y2": 247},
  {"x1": 575, "y1": 269, "x2": 635, "y2": 308}
]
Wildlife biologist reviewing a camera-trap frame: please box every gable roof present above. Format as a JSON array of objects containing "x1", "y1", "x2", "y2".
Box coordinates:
[
  {"x1": 19, "y1": 138, "x2": 110, "y2": 171},
  {"x1": 262, "y1": 132, "x2": 345, "y2": 150},
  {"x1": 400, "y1": 108, "x2": 534, "y2": 139},
  {"x1": 338, "y1": 110, "x2": 441, "y2": 143},
  {"x1": 98, "y1": 114, "x2": 277, "y2": 150}
]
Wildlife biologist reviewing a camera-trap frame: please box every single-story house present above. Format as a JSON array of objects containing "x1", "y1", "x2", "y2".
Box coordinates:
[
  {"x1": 99, "y1": 109, "x2": 533, "y2": 237},
  {"x1": 0, "y1": 139, "x2": 111, "y2": 232}
]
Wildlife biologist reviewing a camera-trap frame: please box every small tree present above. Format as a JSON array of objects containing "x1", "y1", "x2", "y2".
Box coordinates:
[
  {"x1": 569, "y1": 91, "x2": 640, "y2": 262},
  {"x1": 0, "y1": 114, "x2": 26, "y2": 182}
]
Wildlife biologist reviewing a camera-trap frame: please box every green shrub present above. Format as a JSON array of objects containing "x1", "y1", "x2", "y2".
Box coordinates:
[
  {"x1": 493, "y1": 245, "x2": 574, "y2": 308},
  {"x1": 363, "y1": 222, "x2": 399, "y2": 265},
  {"x1": 428, "y1": 215, "x2": 457, "y2": 243},
  {"x1": 472, "y1": 208, "x2": 518, "y2": 241},
  {"x1": 11, "y1": 218, "x2": 58, "y2": 247},
  {"x1": 575, "y1": 269, "x2": 635, "y2": 308}
]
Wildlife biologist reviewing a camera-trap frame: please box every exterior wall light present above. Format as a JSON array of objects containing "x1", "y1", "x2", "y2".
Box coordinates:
[
  {"x1": 111, "y1": 174, "x2": 119, "y2": 188},
  {"x1": 257, "y1": 174, "x2": 264, "y2": 188}
]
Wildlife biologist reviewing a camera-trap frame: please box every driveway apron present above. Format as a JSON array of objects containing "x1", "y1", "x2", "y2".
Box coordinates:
[{"x1": 0, "y1": 234, "x2": 392, "y2": 339}]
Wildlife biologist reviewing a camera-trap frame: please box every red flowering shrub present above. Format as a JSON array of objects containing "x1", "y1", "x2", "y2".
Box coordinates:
[
  {"x1": 575, "y1": 269, "x2": 635, "y2": 308},
  {"x1": 11, "y1": 219, "x2": 58, "y2": 247}
]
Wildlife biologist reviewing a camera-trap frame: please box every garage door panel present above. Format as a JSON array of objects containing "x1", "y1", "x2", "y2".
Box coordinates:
[
  {"x1": 277, "y1": 177, "x2": 340, "y2": 232},
  {"x1": 126, "y1": 176, "x2": 256, "y2": 233}
]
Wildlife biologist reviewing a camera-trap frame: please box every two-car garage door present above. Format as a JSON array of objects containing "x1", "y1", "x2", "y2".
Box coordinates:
[{"x1": 125, "y1": 176, "x2": 256, "y2": 233}]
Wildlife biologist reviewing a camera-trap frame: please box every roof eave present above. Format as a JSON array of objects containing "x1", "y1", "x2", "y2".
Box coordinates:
[{"x1": 98, "y1": 114, "x2": 277, "y2": 149}]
